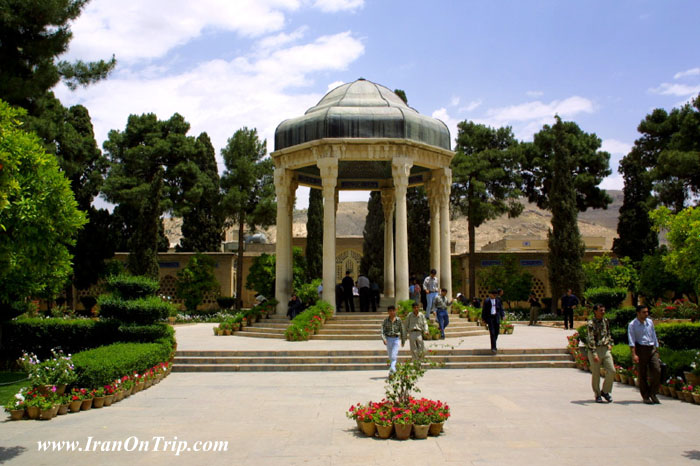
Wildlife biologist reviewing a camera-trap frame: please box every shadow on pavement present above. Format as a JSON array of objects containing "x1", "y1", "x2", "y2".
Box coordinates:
[
  {"x1": 0, "y1": 446, "x2": 26, "y2": 463},
  {"x1": 682, "y1": 450, "x2": 700, "y2": 461}
]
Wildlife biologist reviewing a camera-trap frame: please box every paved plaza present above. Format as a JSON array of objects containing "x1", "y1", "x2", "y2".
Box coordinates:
[{"x1": 1, "y1": 325, "x2": 699, "y2": 465}]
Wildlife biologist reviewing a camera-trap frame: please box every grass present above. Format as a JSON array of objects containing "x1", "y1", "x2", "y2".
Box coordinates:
[{"x1": 0, "y1": 372, "x2": 29, "y2": 405}]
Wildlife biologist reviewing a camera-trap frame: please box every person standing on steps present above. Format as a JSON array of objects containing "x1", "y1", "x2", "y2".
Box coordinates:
[
  {"x1": 357, "y1": 273, "x2": 370, "y2": 313},
  {"x1": 528, "y1": 293, "x2": 541, "y2": 326},
  {"x1": 561, "y1": 288, "x2": 579, "y2": 330},
  {"x1": 628, "y1": 305, "x2": 661, "y2": 404},
  {"x1": 403, "y1": 302, "x2": 428, "y2": 360},
  {"x1": 586, "y1": 304, "x2": 614, "y2": 403},
  {"x1": 423, "y1": 269, "x2": 439, "y2": 320},
  {"x1": 381, "y1": 305, "x2": 406, "y2": 377},
  {"x1": 481, "y1": 289, "x2": 504, "y2": 354},
  {"x1": 341, "y1": 270, "x2": 355, "y2": 312},
  {"x1": 432, "y1": 288, "x2": 453, "y2": 339}
]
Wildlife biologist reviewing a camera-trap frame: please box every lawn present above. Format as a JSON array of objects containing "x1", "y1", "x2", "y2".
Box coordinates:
[{"x1": 0, "y1": 372, "x2": 29, "y2": 405}]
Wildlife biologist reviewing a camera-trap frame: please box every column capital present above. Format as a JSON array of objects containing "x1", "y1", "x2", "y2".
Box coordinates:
[
  {"x1": 274, "y1": 167, "x2": 293, "y2": 209},
  {"x1": 391, "y1": 156, "x2": 413, "y2": 190}
]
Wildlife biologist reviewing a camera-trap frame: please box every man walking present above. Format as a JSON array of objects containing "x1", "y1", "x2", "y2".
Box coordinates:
[
  {"x1": 561, "y1": 288, "x2": 579, "y2": 330},
  {"x1": 586, "y1": 304, "x2": 614, "y2": 403},
  {"x1": 357, "y1": 273, "x2": 370, "y2": 313},
  {"x1": 628, "y1": 305, "x2": 661, "y2": 404},
  {"x1": 341, "y1": 270, "x2": 355, "y2": 312},
  {"x1": 403, "y1": 302, "x2": 428, "y2": 360},
  {"x1": 423, "y1": 269, "x2": 439, "y2": 319},
  {"x1": 481, "y1": 290, "x2": 504, "y2": 354},
  {"x1": 381, "y1": 305, "x2": 405, "y2": 377},
  {"x1": 433, "y1": 288, "x2": 452, "y2": 339}
]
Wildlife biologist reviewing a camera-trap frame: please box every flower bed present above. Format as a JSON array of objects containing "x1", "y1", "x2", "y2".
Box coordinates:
[{"x1": 284, "y1": 300, "x2": 333, "y2": 341}]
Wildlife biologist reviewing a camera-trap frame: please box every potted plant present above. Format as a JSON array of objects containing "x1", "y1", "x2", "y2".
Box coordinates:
[
  {"x1": 371, "y1": 401, "x2": 394, "y2": 439},
  {"x1": 410, "y1": 404, "x2": 431, "y2": 439},
  {"x1": 38, "y1": 396, "x2": 55, "y2": 420},
  {"x1": 392, "y1": 408, "x2": 413, "y2": 440},
  {"x1": 4, "y1": 390, "x2": 26, "y2": 421},
  {"x1": 693, "y1": 385, "x2": 700, "y2": 404}
]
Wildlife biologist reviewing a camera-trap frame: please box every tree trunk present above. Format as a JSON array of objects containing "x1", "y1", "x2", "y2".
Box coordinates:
[
  {"x1": 468, "y1": 217, "x2": 476, "y2": 302},
  {"x1": 235, "y1": 215, "x2": 245, "y2": 310}
]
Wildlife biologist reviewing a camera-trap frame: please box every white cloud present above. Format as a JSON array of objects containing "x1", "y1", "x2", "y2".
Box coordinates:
[
  {"x1": 526, "y1": 90, "x2": 543, "y2": 97},
  {"x1": 431, "y1": 108, "x2": 459, "y2": 149},
  {"x1": 256, "y1": 26, "x2": 309, "y2": 52},
  {"x1": 312, "y1": 0, "x2": 364, "y2": 13},
  {"x1": 55, "y1": 31, "x2": 365, "y2": 180},
  {"x1": 65, "y1": 0, "x2": 301, "y2": 63},
  {"x1": 327, "y1": 80, "x2": 345, "y2": 92},
  {"x1": 650, "y1": 82, "x2": 700, "y2": 97},
  {"x1": 674, "y1": 67, "x2": 700, "y2": 79},
  {"x1": 458, "y1": 99, "x2": 482, "y2": 113},
  {"x1": 600, "y1": 172, "x2": 623, "y2": 191},
  {"x1": 601, "y1": 139, "x2": 631, "y2": 156},
  {"x1": 450, "y1": 96, "x2": 460, "y2": 107}
]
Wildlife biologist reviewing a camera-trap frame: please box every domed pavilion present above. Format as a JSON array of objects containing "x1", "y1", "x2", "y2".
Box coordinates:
[{"x1": 271, "y1": 78, "x2": 455, "y2": 314}]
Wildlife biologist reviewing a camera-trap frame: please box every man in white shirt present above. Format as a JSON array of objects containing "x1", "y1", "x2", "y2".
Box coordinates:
[{"x1": 423, "y1": 269, "x2": 439, "y2": 319}]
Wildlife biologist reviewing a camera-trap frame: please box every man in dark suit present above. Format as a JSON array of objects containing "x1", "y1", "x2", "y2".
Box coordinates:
[{"x1": 482, "y1": 289, "x2": 505, "y2": 354}]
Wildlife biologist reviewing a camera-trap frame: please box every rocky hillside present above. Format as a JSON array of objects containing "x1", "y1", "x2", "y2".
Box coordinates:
[{"x1": 164, "y1": 190, "x2": 624, "y2": 252}]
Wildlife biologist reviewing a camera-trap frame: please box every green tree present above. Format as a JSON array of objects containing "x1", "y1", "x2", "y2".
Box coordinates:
[
  {"x1": 451, "y1": 121, "x2": 523, "y2": 300},
  {"x1": 0, "y1": 100, "x2": 86, "y2": 318},
  {"x1": 246, "y1": 248, "x2": 307, "y2": 299},
  {"x1": 633, "y1": 95, "x2": 700, "y2": 212},
  {"x1": 612, "y1": 150, "x2": 658, "y2": 263},
  {"x1": 637, "y1": 247, "x2": 690, "y2": 304},
  {"x1": 171, "y1": 133, "x2": 224, "y2": 252},
  {"x1": 360, "y1": 191, "x2": 385, "y2": 287},
  {"x1": 476, "y1": 255, "x2": 533, "y2": 309},
  {"x1": 305, "y1": 188, "x2": 323, "y2": 280},
  {"x1": 650, "y1": 206, "x2": 700, "y2": 302},
  {"x1": 0, "y1": 0, "x2": 115, "y2": 114},
  {"x1": 220, "y1": 127, "x2": 276, "y2": 309},
  {"x1": 102, "y1": 113, "x2": 202, "y2": 277},
  {"x1": 524, "y1": 116, "x2": 611, "y2": 311},
  {"x1": 176, "y1": 254, "x2": 220, "y2": 313},
  {"x1": 582, "y1": 255, "x2": 638, "y2": 292}
]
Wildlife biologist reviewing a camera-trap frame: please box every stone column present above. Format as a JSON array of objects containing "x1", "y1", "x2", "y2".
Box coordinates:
[
  {"x1": 392, "y1": 156, "x2": 413, "y2": 302},
  {"x1": 287, "y1": 180, "x2": 298, "y2": 296},
  {"x1": 381, "y1": 189, "x2": 395, "y2": 298},
  {"x1": 274, "y1": 166, "x2": 292, "y2": 315},
  {"x1": 426, "y1": 174, "x2": 441, "y2": 275},
  {"x1": 318, "y1": 156, "x2": 338, "y2": 312},
  {"x1": 437, "y1": 168, "x2": 453, "y2": 298}
]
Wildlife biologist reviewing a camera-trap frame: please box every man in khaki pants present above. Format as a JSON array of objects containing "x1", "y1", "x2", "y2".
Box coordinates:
[
  {"x1": 586, "y1": 304, "x2": 614, "y2": 403},
  {"x1": 403, "y1": 302, "x2": 428, "y2": 360}
]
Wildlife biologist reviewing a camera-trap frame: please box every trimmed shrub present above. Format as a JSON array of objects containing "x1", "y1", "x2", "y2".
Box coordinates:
[
  {"x1": 659, "y1": 347, "x2": 698, "y2": 377},
  {"x1": 284, "y1": 300, "x2": 333, "y2": 341},
  {"x1": 106, "y1": 274, "x2": 160, "y2": 300},
  {"x1": 656, "y1": 323, "x2": 700, "y2": 350},
  {"x1": 117, "y1": 323, "x2": 173, "y2": 343},
  {"x1": 583, "y1": 287, "x2": 627, "y2": 310},
  {"x1": 610, "y1": 344, "x2": 632, "y2": 368},
  {"x1": 98, "y1": 295, "x2": 174, "y2": 324},
  {"x1": 606, "y1": 307, "x2": 637, "y2": 329},
  {"x1": 72, "y1": 340, "x2": 173, "y2": 388},
  {"x1": 296, "y1": 279, "x2": 322, "y2": 307},
  {"x1": 1, "y1": 318, "x2": 119, "y2": 360}
]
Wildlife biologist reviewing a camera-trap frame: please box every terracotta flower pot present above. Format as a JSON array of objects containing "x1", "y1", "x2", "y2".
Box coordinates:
[
  {"x1": 359, "y1": 421, "x2": 376, "y2": 437},
  {"x1": 619, "y1": 374, "x2": 629, "y2": 384},
  {"x1": 394, "y1": 423, "x2": 412, "y2": 440},
  {"x1": 58, "y1": 404, "x2": 69, "y2": 415},
  {"x1": 614, "y1": 373, "x2": 621, "y2": 382},
  {"x1": 81, "y1": 398, "x2": 93, "y2": 411},
  {"x1": 429, "y1": 422, "x2": 445, "y2": 436},
  {"x1": 10, "y1": 409, "x2": 24, "y2": 420},
  {"x1": 69, "y1": 400, "x2": 82, "y2": 413},
  {"x1": 692, "y1": 393, "x2": 700, "y2": 404},
  {"x1": 103, "y1": 395, "x2": 114, "y2": 406},
  {"x1": 93, "y1": 396, "x2": 106, "y2": 408},
  {"x1": 376, "y1": 424, "x2": 393, "y2": 439},
  {"x1": 50, "y1": 405, "x2": 59, "y2": 417},
  {"x1": 26, "y1": 406, "x2": 40, "y2": 419},
  {"x1": 40, "y1": 408, "x2": 54, "y2": 420},
  {"x1": 413, "y1": 424, "x2": 430, "y2": 439}
]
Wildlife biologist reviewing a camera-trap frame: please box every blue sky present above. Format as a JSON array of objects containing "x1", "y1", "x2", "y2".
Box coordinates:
[{"x1": 55, "y1": 0, "x2": 700, "y2": 209}]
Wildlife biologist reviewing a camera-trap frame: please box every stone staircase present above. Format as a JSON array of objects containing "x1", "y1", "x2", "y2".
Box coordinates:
[
  {"x1": 172, "y1": 348, "x2": 575, "y2": 372},
  {"x1": 235, "y1": 311, "x2": 490, "y2": 340}
]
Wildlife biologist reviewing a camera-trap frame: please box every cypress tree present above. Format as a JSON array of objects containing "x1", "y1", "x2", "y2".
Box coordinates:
[
  {"x1": 306, "y1": 188, "x2": 323, "y2": 280},
  {"x1": 360, "y1": 191, "x2": 385, "y2": 287},
  {"x1": 406, "y1": 186, "x2": 430, "y2": 277}
]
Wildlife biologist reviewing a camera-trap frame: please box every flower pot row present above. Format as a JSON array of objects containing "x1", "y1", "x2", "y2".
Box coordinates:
[
  {"x1": 5, "y1": 361, "x2": 172, "y2": 421},
  {"x1": 357, "y1": 420, "x2": 445, "y2": 440}
]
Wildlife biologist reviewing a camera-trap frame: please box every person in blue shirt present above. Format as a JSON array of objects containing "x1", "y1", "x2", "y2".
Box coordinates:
[{"x1": 628, "y1": 305, "x2": 661, "y2": 404}]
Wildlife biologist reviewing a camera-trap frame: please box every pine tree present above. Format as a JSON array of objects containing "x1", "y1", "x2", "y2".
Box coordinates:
[{"x1": 305, "y1": 188, "x2": 324, "y2": 280}]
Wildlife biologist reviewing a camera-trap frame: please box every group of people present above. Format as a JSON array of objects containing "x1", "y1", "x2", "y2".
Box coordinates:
[
  {"x1": 586, "y1": 303, "x2": 662, "y2": 405},
  {"x1": 335, "y1": 271, "x2": 380, "y2": 313}
]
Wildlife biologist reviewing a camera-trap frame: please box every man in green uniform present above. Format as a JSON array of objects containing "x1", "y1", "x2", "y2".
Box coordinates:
[{"x1": 586, "y1": 304, "x2": 614, "y2": 403}]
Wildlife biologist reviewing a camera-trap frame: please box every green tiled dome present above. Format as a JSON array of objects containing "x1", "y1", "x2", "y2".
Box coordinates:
[{"x1": 274, "y1": 79, "x2": 451, "y2": 151}]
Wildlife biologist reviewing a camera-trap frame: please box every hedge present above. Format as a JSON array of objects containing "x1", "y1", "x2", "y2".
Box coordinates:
[
  {"x1": 216, "y1": 296, "x2": 236, "y2": 310},
  {"x1": 583, "y1": 287, "x2": 628, "y2": 310},
  {"x1": 106, "y1": 274, "x2": 160, "y2": 300},
  {"x1": 116, "y1": 323, "x2": 173, "y2": 343},
  {"x1": 609, "y1": 343, "x2": 697, "y2": 378},
  {"x1": 98, "y1": 295, "x2": 175, "y2": 324},
  {"x1": 284, "y1": 300, "x2": 333, "y2": 341},
  {"x1": 1, "y1": 318, "x2": 119, "y2": 360},
  {"x1": 72, "y1": 339, "x2": 174, "y2": 388},
  {"x1": 656, "y1": 323, "x2": 700, "y2": 350}
]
